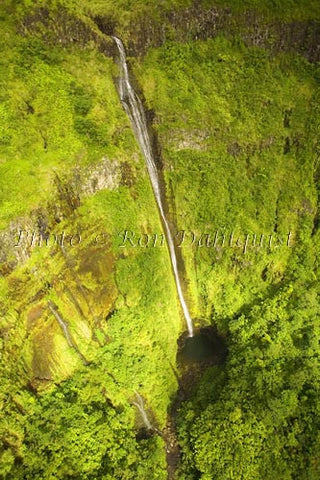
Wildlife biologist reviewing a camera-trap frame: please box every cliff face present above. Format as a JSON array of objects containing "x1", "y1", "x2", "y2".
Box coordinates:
[
  {"x1": 20, "y1": 6, "x2": 114, "y2": 54},
  {"x1": 0, "y1": 0, "x2": 181, "y2": 403},
  {"x1": 18, "y1": 2, "x2": 320, "y2": 61},
  {"x1": 1, "y1": 0, "x2": 319, "y2": 418},
  {"x1": 123, "y1": 6, "x2": 320, "y2": 61},
  {"x1": 1, "y1": 1, "x2": 320, "y2": 479}
]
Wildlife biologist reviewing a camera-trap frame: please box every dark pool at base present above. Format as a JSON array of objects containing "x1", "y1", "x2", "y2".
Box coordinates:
[
  {"x1": 178, "y1": 326, "x2": 228, "y2": 365},
  {"x1": 182, "y1": 334, "x2": 216, "y2": 360}
]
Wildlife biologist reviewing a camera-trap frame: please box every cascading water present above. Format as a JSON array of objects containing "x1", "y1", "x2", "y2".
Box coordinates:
[
  {"x1": 48, "y1": 300, "x2": 73, "y2": 347},
  {"x1": 112, "y1": 36, "x2": 194, "y2": 337},
  {"x1": 48, "y1": 300, "x2": 89, "y2": 365},
  {"x1": 132, "y1": 392, "x2": 153, "y2": 430}
]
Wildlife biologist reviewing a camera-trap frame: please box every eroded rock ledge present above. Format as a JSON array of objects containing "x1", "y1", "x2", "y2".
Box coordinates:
[{"x1": 18, "y1": 3, "x2": 320, "y2": 62}]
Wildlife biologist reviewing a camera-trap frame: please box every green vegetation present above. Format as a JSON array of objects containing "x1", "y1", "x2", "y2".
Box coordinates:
[
  {"x1": 134, "y1": 26, "x2": 320, "y2": 480},
  {"x1": 1, "y1": 0, "x2": 320, "y2": 479},
  {"x1": 0, "y1": 13, "x2": 136, "y2": 227},
  {"x1": 137, "y1": 37, "x2": 319, "y2": 322},
  {"x1": 202, "y1": 0, "x2": 320, "y2": 21}
]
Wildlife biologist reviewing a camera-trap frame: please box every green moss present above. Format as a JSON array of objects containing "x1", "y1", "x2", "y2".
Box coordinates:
[
  {"x1": 136, "y1": 37, "x2": 318, "y2": 324},
  {"x1": 1, "y1": 1, "x2": 320, "y2": 478}
]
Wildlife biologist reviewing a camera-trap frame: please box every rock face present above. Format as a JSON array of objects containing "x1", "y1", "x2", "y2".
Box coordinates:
[
  {"x1": 0, "y1": 157, "x2": 122, "y2": 269},
  {"x1": 18, "y1": 3, "x2": 320, "y2": 63},
  {"x1": 20, "y1": 5, "x2": 114, "y2": 55},
  {"x1": 72, "y1": 157, "x2": 120, "y2": 197},
  {"x1": 23, "y1": 242, "x2": 116, "y2": 390},
  {"x1": 164, "y1": 129, "x2": 210, "y2": 151},
  {"x1": 92, "y1": 5, "x2": 320, "y2": 62},
  {"x1": 3, "y1": 228, "x2": 117, "y2": 390},
  {"x1": 0, "y1": 155, "x2": 121, "y2": 389}
]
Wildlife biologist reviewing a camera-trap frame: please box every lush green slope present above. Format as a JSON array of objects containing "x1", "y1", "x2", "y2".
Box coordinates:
[
  {"x1": 136, "y1": 37, "x2": 319, "y2": 324},
  {"x1": 0, "y1": 2, "x2": 181, "y2": 479},
  {"x1": 1, "y1": 0, "x2": 320, "y2": 479},
  {"x1": 133, "y1": 25, "x2": 320, "y2": 480}
]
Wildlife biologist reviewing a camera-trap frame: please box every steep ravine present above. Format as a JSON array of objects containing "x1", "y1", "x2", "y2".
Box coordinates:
[
  {"x1": 163, "y1": 327, "x2": 228, "y2": 479},
  {"x1": 112, "y1": 35, "x2": 194, "y2": 337},
  {"x1": 2, "y1": 3, "x2": 319, "y2": 478}
]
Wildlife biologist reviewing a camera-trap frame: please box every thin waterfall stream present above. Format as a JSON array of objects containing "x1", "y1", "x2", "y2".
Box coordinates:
[
  {"x1": 132, "y1": 392, "x2": 153, "y2": 431},
  {"x1": 47, "y1": 301, "x2": 89, "y2": 365},
  {"x1": 112, "y1": 36, "x2": 194, "y2": 337},
  {"x1": 48, "y1": 300, "x2": 73, "y2": 347}
]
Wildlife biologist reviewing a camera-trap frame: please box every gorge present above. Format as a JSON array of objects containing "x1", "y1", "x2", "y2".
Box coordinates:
[
  {"x1": 113, "y1": 36, "x2": 194, "y2": 337},
  {"x1": 1, "y1": 1, "x2": 320, "y2": 480}
]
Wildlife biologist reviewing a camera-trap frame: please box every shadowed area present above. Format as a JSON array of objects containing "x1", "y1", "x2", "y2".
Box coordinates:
[{"x1": 178, "y1": 326, "x2": 228, "y2": 366}]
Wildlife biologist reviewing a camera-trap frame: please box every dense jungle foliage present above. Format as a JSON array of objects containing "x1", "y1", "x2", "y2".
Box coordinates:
[{"x1": 0, "y1": 0, "x2": 319, "y2": 479}]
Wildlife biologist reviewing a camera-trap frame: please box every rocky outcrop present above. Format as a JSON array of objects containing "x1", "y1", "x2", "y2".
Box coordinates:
[
  {"x1": 71, "y1": 157, "x2": 120, "y2": 197},
  {"x1": 94, "y1": 4, "x2": 320, "y2": 62},
  {"x1": 15, "y1": 1, "x2": 320, "y2": 65},
  {"x1": 0, "y1": 157, "x2": 122, "y2": 273},
  {"x1": 19, "y1": 5, "x2": 114, "y2": 55}
]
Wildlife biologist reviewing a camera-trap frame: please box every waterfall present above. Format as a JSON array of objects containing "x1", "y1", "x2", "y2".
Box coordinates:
[
  {"x1": 112, "y1": 36, "x2": 194, "y2": 337},
  {"x1": 48, "y1": 300, "x2": 73, "y2": 347},
  {"x1": 132, "y1": 392, "x2": 153, "y2": 430},
  {"x1": 47, "y1": 300, "x2": 89, "y2": 365}
]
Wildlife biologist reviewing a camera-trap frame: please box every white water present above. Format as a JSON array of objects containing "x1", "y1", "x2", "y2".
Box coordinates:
[
  {"x1": 132, "y1": 392, "x2": 153, "y2": 430},
  {"x1": 48, "y1": 300, "x2": 89, "y2": 365},
  {"x1": 48, "y1": 301, "x2": 73, "y2": 347},
  {"x1": 113, "y1": 36, "x2": 194, "y2": 337}
]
